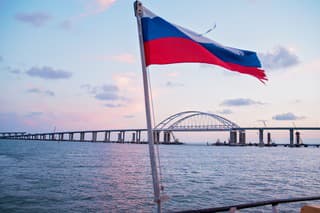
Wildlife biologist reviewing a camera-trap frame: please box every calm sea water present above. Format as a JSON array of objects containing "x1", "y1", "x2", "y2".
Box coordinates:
[{"x1": 0, "y1": 140, "x2": 319, "y2": 212}]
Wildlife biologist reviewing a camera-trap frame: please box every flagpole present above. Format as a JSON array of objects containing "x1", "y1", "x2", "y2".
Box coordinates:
[{"x1": 134, "y1": 1, "x2": 161, "y2": 212}]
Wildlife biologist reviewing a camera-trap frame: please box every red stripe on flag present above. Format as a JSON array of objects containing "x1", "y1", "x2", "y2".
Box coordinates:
[{"x1": 144, "y1": 37, "x2": 267, "y2": 82}]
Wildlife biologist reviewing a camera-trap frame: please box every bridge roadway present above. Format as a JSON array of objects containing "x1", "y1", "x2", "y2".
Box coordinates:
[{"x1": 1, "y1": 127, "x2": 320, "y2": 146}]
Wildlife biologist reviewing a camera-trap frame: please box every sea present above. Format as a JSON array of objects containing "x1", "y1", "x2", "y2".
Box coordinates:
[{"x1": 0, "y1": 140, "x2": 319, "y2": 213}]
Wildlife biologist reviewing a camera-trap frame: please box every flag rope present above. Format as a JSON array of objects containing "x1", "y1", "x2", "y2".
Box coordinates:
[{"x1": 147, "y1": 68, "x2": 165, "y2": 195}]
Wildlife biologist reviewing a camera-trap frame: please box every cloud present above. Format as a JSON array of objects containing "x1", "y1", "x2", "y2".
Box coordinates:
[
  {"x1": 9, "y1": 69, "x2": 21, "y2": 74},
  {"x1": 84, "y1": 0, "x2": 116, "y2": 16},
  {"x1": 15, "y1": 12, "x2": 51, "y2": 27},
  {"x1": 26, "y1": 112, "x2": 43, "y2": 118},
  {"x1": 124, "y1": 115, "x2": 135, "y2": 119},
  {"x1": 101, "y1": 84, "x2": 118, "y2": 91},
  {"x1": 259, "y1": 46, "x2": 299, "y2": 70},
  {"x1": 44, "y1": 90, "x2": 55, "y2": 96},
  {"x1": 58, "y1": 0, "x2": 116, "y2": 30},
  {"x1": 272, "y1": 112, "x2": 305, "y2": 121},
  {"x1": 27, "y1": 88, "x2": 41, "y2": 94},
  {"x1": 165, "y1": 81, "x2": 184, "y2": 87},
  {"x1": 111, "y1": 53, "x2": 135, "y2": 63},
  {"x1": 95, "y1": 53, "x2": 136, "y2": 64},
  {"x1": 26, "y1": 88, "x2": 55, "y2": 96},
  {"x1": 26, "y1": 66, "x2": 72, "y2": 80},
  {"x1": 81, "y1": 72, "x2": 143, "y2": 113},
  {"x1": 59, "y1": 20, "x2": 72, "y2": 30},
  {"x1": 221, "y1": 98, "x2": 264, "y2": 106},
  {"x1": 81, "y1": 83, "x2": 126, "y2": 102},
  {"x1": 292, "y1": 99, "x2": 301, "y2": 104},
  {"x1": 105, "y1": 103, "x2": 124, "y2": 108},
  {"x1": 5, "y1": 67, "x2": 22, "y2": 74},
  {"x1": 217, "y1": 109, "x2": 233, "y2": 115},
  {"x1": 95, "y1": 92, "x2": 119, "y2": 101}
]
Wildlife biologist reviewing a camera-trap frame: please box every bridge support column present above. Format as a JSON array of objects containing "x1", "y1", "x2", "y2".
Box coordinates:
[
  {"x1": 69, "y1": 133, "x2": 74, "y2": 141},
  {"x1": 267, "y1": 132, "x2": 272, "y2": 145},
  {"x1": 153, "y1": 131, "x2": 160, "y2": 144},
  {"x1": 136, "y1": 131, "x2": 141, "y2": 143},
  {"x1": 131, "y1": 132, "x2": 136, "y2": 143},
  {"x1": 259, "y1": 129, "x2": 264, "y2": 146},
  {"x1": 59, "y1": 133, "x2": 64, "y2": 141},
  {"x1": 118, "y1": 132, "x2": 121, "y2": 142},
  {"x1": 118, "y1": 131, "x2": 125, "y2": 143},
  {"x1": 104, "y1": 131, "x2": 110, "y2": 142},
  {"x1": 122, "y1": 131, "x2": 125, "y2": 143},
  {"x1": 92, "y1": 132, "x2": 97, "y2": 142},
  {"x1": 80, "y1": 132, "x2": 85, "y2": 142},
  {"x1": 163, "y1": 131, "x2": 171, "y2": 143},
  {"x1": 230, "y1": 130, "x2": 237, "y2": 144},
  {"x1": 289, "y1": 129, "x2": 294, "y2": 147},
  {"x1": 239, "y1": 130, "x2": 246, "y2": 144},
  {"x1": 296, "y1": 131, "x2": 301, "y2": 146}
]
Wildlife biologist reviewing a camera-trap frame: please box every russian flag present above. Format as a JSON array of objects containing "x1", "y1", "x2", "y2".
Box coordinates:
[{"x1": 141, "y1": 7, "x2": 267, "y2": 83}]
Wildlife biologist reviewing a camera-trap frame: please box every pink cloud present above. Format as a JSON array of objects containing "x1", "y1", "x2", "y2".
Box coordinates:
[
  {"x1": 60, "y1": 0, "x2": 116, "y2": 30},
  {"x1": 111, "y1": 53, "x2": 135, "y2": 64},
  {"x1": 80, "y1": 0, "x2": 116, "y2": 17},
  {"x1": 94, "y1": 53, "x2": 136, "y2": 64}
]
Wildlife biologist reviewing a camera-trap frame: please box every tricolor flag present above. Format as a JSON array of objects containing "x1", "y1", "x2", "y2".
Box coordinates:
[{"x1": 141, "y1": 6, "x2": 267, "y2": 83}]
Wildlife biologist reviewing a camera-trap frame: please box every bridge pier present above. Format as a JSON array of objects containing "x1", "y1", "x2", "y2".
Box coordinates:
[
  {"x1": 259, "y1": 128, "x2": 264, "y2": 146},
  {"x1": 153, "y1": 131, "x2": 160, "y2": 144},
  {"x1": 69, "y1": 133, "x2": 74, "y2": 141},
  {"x1": 289, "y1": 129, "x2": 294, "y2": 147},
  {"x1": 136, "y1": 130, "x2": 141, "y2": 143},
  {"x1": 163, "y1": 131, "x2": 171, "y2": 143},
  {"x1": 230, "y1": 130, "x2": 237, "y2": 144},
  {"x1": 104, "y1": 131, "x2": 110, "y2": 142},
  {"x1": 80, "y1": 132, "x2": 85, "y2": 141},
  {"x1": 92, "y1": 132, "x2": 97, "y2": 142},
  {"x1": 239, "y1": 130, "x2": 246, "y2": 144},
  {"x1": 122, "y1": 131, "x2": 125, "y2": 143},
  {"x1": 59, "y1": 133, "x2": 64, "y2": 141},
  {"x1": 117, "y1": 133, "x2": 121, "y2": 142},
  {"x1": 117, "y1": 131, "x2": 125, "y2": 143},
  {"x1": 296, "y1": 131, "x2": 301, "y2": 145},
  {"x1": 267, "y1": 132, "x2": 272, "y2": 145},
  {"x1": 131, "y1": 132, "x2": 136, "y2": 143}
]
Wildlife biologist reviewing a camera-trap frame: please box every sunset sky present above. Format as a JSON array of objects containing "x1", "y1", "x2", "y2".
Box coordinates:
[{"x1": 1, "y1": 0, "x2": 319, "y2": 141}]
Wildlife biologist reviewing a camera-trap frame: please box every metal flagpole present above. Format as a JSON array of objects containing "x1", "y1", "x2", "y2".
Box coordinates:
[{"x1": 134, "y1": 1, "x2": 162, "y2": 212}]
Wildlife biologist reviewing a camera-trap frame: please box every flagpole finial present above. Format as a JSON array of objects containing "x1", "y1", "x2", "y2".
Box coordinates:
[{"x1": 134, "y1": 1, "x2": 143, "y2": 17}]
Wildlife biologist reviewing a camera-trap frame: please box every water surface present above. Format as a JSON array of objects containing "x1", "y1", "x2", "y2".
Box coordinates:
[{"x1": 0, "y1": 140, "x2": 319, "y2": 212}]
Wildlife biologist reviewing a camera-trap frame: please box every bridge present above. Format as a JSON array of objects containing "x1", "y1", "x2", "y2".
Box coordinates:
[{"x1": 1, "y1": 111, "x2": 320, "y2": 146}]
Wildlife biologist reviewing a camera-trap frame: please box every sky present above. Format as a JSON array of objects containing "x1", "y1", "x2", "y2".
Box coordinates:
[{"x1": 0, "y1": 0, "x2": 320, "y2": 141}]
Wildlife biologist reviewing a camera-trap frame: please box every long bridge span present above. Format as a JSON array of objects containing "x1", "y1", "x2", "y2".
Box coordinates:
[{"x1": 1, "y1": 111, "x2": 320, "y2": 146}]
